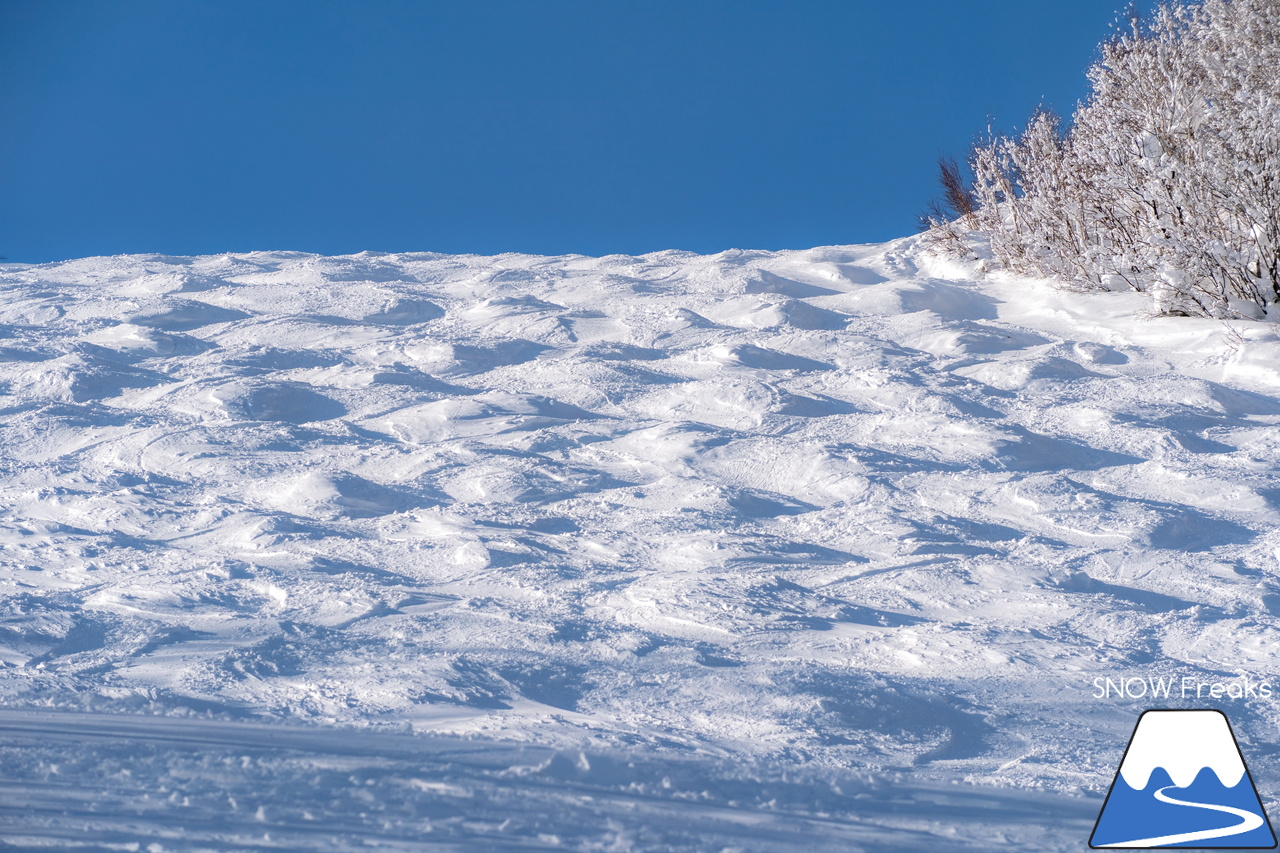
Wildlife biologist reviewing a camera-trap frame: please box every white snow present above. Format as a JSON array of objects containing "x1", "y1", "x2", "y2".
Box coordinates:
[{"x1": 2, "y1": 235, "x2": 1279, "y2": 849}]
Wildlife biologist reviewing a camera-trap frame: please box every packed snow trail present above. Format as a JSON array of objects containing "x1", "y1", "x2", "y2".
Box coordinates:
[
  {"x1": 0, "y1": 709, "x2": 1097, "y2": 851},
  {"x1": 2, "y1": 235, "x2": 1280, "y2": 847}
]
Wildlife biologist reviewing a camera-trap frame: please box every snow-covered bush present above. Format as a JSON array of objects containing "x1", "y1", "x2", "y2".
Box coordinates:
[{"x1": 944, "y1": 0, "x2": 1280, "y2": 319}]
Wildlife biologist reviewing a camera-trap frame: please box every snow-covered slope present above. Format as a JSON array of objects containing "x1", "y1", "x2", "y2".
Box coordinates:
[{"x1": 2, "y1": 236, "x2": 1280, "y2": 849}]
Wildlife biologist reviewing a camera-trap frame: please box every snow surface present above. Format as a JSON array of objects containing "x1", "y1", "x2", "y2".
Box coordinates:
[{"x1": 3, "y1": 235, "x2": 1280, "y2": 849}]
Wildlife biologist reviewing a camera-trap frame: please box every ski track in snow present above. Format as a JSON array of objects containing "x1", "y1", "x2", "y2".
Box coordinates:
[
  {"x1": 2, "y1": 236, "x2": 1280, "y2": 848},
  {"x1": 0, "y1": 709, "x2": 1094, "y2": 852}
]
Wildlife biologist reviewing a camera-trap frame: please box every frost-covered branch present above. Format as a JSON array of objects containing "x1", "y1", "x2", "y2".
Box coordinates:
[{"x1": 932, "y1": 0, "x2": 1280, "y2": 319}]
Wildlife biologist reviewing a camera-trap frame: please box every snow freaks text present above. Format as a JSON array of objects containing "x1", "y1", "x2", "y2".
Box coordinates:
[{"x1": 1092, "y1": 675, "x2": 1274, "y2": 702}]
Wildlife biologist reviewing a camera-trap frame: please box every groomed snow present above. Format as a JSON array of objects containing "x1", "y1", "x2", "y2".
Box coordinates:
[{"x1": 2, "y1": 235, "x2": 1279, "y2": 849}]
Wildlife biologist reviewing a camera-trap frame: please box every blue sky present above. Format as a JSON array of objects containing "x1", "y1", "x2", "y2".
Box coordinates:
[{"x1": 1, "y1": 0, "x2": 1127, "y2": 262}]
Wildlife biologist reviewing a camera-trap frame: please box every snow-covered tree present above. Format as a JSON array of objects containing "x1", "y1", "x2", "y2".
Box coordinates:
[{"x1": 947, "y1": 0, "x2": 1280, "y2": 319}]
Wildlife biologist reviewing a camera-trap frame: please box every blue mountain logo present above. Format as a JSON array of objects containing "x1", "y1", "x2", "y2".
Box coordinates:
[{"x1": 1091, "y1": 709, "x2": 1276, "y2": 848}]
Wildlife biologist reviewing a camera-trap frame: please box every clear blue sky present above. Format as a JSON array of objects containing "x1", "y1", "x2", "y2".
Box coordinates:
[{"x1": 1, "y1": 0, "x2": 1128, "y2": 262}]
